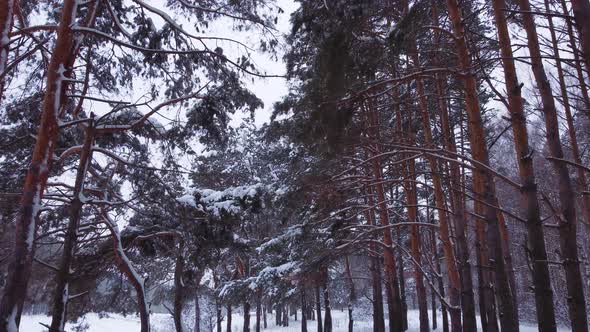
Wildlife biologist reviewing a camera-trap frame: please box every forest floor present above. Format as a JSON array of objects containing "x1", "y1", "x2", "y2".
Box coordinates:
[{"x1": 20, "y1": 309, "x2": 571, "y2": 331}]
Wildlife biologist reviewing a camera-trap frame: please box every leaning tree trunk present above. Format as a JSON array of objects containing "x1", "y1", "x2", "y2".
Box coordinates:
[
  {"x1": 516, "y1": 0, "x2": 589, "y2": 330},
  {"x1": 547, "y1": 0, "x2": 590, "y2": 261},
  {"x1": 0, "y1": 0, "x2": 79, "y2": 330},
  {"x1": 48, "y1": 120, "x2": 95, "y2": 332},
  {"x1": 571, "y1": 0, "x2": 590, "y2": 72},
  {"x1": 103, "y1": 212, "x2": 150, "y2": 332},
  {"x1": 444, "y1": 1, "x2": 519, "y2": 331},
  {"x1": 561, "y1": 0, "x2": 590, "y2": 123}
]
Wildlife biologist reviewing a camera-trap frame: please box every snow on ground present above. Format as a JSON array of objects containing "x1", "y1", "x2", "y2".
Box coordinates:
[{"x1": 20, "y1": 309, "x2": 571, "y2": 331}]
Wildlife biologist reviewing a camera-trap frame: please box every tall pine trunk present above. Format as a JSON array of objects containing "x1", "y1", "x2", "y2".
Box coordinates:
[
  {"x1": 432, "y1": 27, "x2": 477, "y2": 332},
  {"x1": 364, "y1": 188, "x2": 386, "y2": 332},
  {"x1": 516, "y1": 0, "x2": 589, "y2": 330},
  {"x1": 571, "y1": 0, "x2": 590, "y2": 71},
  {"x1": 561, "y1": 0, "x2": 590, "y2": 123},
  {"x1": 367, "y1": 93, "x2": 404, "y2": 332},
  {"x1": 0, "y1": 0, "x2": 79, "y2": 329},
  {"x1": 444, "y1": 1, "x2": 518, "y2": 330},
  {"x1": 547, "y1": 0, "x2": 590, "y2": 263},
  {"x1": 48, "y1": 120, "x2": 95, "y2": 332},
  {"x1": 411, "y1": 37, "x2": 462, "y2": 331},
  {"x1": 475, "y1": 200, "x2": 498, "y2": 332}
]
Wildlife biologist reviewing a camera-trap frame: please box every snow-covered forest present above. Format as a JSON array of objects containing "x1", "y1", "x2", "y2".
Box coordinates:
[{"x1": 2, "y1": 0, "x2": 590, "y2": 331}]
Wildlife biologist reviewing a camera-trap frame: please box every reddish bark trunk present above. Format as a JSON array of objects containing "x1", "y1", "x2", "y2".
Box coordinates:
[
  {"x1": 431, "y1": 20, "x2": 477, "y2": 330},
  {"x1": 489, "y1": 1, "x2": 558, "y2": 329},
  {"x1": 516, "y1": 0, "x2": 589, "y2": 330},
  {"x1": 444, "y1": 1, "x2": 518, "y2": 330},
  {"x1": 561, "y1": 0, "x2": 590, "y2": 119},
  {"x1": 367, "y1": 104, "x2": 404, "y2": 332},
  {"x1": 364, "y1": 186, "x2": 386, "y2": 332},
  {"x1": 0, "y1": 1, "x2": 79, "y2": 330},
  {"x1": 412, "y1": 41, "x2": 462, "y2": 331},
  {"x1": 402, "y1": 117, "x2": 429, "y2": 332},
  {"x1": 571, "y1": 0, "x2": 590, "y2": 71},
  {"x1": 474, "y1": 197, "x2": 498, "y2": 332}
]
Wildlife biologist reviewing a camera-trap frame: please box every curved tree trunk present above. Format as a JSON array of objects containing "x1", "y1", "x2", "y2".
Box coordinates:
[{"x1": 103, "y1": 212, "x2": 150, "y2": 332}]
